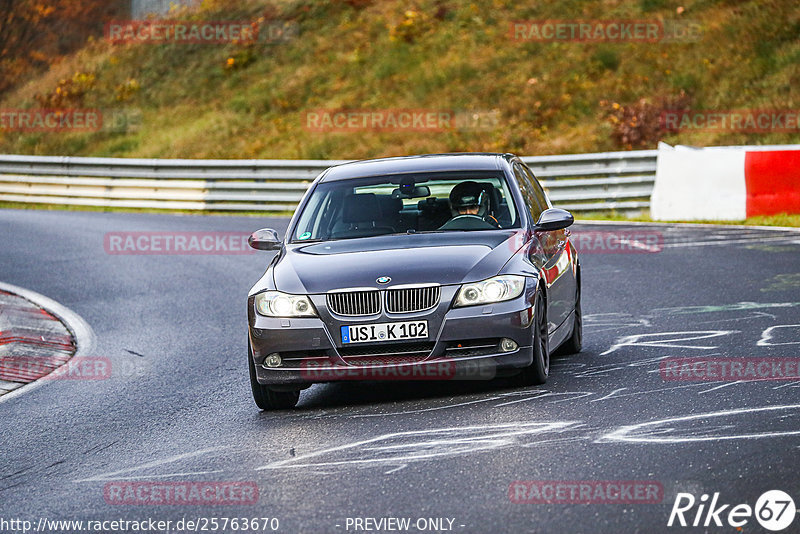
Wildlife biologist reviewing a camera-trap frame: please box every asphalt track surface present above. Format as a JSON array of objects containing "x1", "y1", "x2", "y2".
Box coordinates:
[{"x1": 1, "y1": 208, "x2": 800, "y2": 533}]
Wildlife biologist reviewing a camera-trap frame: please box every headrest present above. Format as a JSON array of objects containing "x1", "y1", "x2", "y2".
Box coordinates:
[
  {"x1": 342, "y1": 193, "x2": 383, "y2": 223},
  {"x1": 377, "y1": 195, "x2": 402, "y2": 216}
]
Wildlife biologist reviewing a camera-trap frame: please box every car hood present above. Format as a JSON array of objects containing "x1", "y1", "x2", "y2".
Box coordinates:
[{"x1": 272, "y1": 231, "x2": 525, "y2": 294}]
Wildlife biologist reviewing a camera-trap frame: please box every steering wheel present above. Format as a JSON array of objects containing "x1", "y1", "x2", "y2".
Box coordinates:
[{"x1": 438, "y1": 214, "x2": 498, "y2": 231}]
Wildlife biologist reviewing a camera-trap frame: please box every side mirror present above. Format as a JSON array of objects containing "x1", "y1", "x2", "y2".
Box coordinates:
[
  {"x1": 248, "y1": 228, "x2": 282, "y2": 250},
  {"x1": 535, "y1": 208, "x2": 574, "y2": 231}
]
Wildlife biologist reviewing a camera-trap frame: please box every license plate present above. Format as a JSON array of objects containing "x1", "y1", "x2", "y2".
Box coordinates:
[{"x1": 341, "y1": 321, "x2": 428, "y2": 344}]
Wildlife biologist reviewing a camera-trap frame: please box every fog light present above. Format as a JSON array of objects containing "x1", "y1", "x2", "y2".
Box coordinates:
[
  {"x1": 500, "y1": 338, "x2": 518, "y2": 352},
  {"x1": 264, "y1": 353, "x2": 282, "y2": 367}
]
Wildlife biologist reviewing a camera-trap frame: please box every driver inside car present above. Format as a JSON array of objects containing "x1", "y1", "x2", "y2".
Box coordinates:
[{"x1": 438, "y1": 180, "x2": 500, "y2": 230}]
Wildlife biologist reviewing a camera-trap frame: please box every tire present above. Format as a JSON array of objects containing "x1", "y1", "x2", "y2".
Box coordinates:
[
  {"x1": 556, "y1": 276, "x2": 582, "y2": 355},
  {"x1": 248, "y1": 341, "x2": 300, "y2": 410},
  {"x1": 518, "y1": 289, "x2": 550, "y2": 386}
]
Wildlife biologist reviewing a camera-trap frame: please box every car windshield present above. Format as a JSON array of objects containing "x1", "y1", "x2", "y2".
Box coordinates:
[{"x1": 291, "y1": 172, "x2": 521, "y2": 242}]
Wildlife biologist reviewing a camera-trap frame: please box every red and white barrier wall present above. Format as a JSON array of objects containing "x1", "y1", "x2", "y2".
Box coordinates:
[{"x1": 652, "y1": 143, "x2": 800, "y2": 220}]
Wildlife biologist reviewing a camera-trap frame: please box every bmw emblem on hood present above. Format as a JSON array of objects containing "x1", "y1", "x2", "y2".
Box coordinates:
[{"x1": 376, "y1": 276, "x2": 391, "y2": 284}]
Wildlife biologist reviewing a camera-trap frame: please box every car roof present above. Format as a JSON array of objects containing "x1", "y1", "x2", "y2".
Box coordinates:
[{"x1": 318, "y1": 153, "x2": 518, "y2": 182}]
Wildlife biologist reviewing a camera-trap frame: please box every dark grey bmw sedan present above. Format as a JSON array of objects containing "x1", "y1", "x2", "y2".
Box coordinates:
[{"x1": 247, "y1": 153, "x2": 581, "y2": 409}]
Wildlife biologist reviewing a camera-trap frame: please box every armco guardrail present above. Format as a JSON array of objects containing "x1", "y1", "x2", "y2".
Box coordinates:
[{"x1": 0, "y1": 150, "x2": 657, "y2": 213}]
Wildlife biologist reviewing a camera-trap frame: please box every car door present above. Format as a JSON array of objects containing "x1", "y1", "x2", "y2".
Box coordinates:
[{"x1": 515, "y1": 162, "x2": 575, "y2": 333}]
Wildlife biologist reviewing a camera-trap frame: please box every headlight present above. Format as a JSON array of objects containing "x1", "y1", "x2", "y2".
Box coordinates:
[
  {"x1": 454, "y1": 275, "x2": 526, "y2": 307},
  {"x1": 255, "y1": 291, "x2": 317, "y2": 317}
]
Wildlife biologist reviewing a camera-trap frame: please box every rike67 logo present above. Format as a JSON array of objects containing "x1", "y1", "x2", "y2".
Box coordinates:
[{"x1": 668, "y1": 490, "x2": 796, "y2": 531}]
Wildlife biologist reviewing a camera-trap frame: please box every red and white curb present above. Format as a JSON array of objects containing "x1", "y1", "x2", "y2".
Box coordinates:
[
  {"x1": 652, "y1": 143, "x2": 800, "y2": 221},
  {"x1": 0, "y1": 281, "x2": 95, "y2": 403}
]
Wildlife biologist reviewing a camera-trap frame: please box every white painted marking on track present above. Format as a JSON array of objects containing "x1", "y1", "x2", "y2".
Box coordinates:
[
  {"x1": 351, "y1": 397, "x2": 501, "y2": 417},
  {"x1": 621, "y1": 238, "x2": 662, "y2": 253},
  {"x1": 698, "y1": 381, "x2": 742, "y2": 394},
  {"x1": 74, "y1": 447, "x2": 227, "y2": 482},
  {"x1": 583, "y1": 313, "x2": 651, "y2": 333},
  {"x1": 520, "y1": 436, "x2": 592, "y2": 448},
  {"x1": 693, "y1": 311, "x2": 778, "y2": 324},
  {"x1": 384, "y1": 465, "x2": 407, "y2": 475},
  {"x1": 601, "y1": 331, "x2": 735, "y2": 356},
  {"x1": 773, "y1": 380, "x2": 800, "y2": 390},
  {"x1": 590, "y1": 388, "x2": 627, "y2": 402},
  {"x1": 758, "y1": 325, "x2": 800, "y2": 346},
  {"x1": 651, "y1": 302, "x2": 800, "y2": 316},
  {"x1": 100, "y1": 470, "x2": 225, "y2": 480},
  {"x1": 664, "y1": 235, "x2": 800, "y2": 249},
  {"x1": 598, "y1": 405, "x2": 800, "y2": 443},
  {"x1": 598, "y1": 382, "x2": 712, "y2": 401},
  {"x1": 257, "y1": 421, "x2": 578, "y2": 470},
  {"x1": 493, "y1": 391, "x2": 592, "y2": 407},
  {"x1": 570, "y1": 355, "x2": 667, "y2": 378}
]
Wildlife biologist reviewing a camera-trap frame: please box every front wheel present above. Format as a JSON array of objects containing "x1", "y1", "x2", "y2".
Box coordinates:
[
  {"x1": 517, "y1": 289, "x2": 550, "y2": 385},
  {"x1": 248, "y1": 342, "x2": 300, "y2": 410}
]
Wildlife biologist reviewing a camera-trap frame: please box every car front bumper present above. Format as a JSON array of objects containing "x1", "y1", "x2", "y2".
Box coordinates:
[{"x1": 248, "y1": 291, "x2": 537, "y2": 387}]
